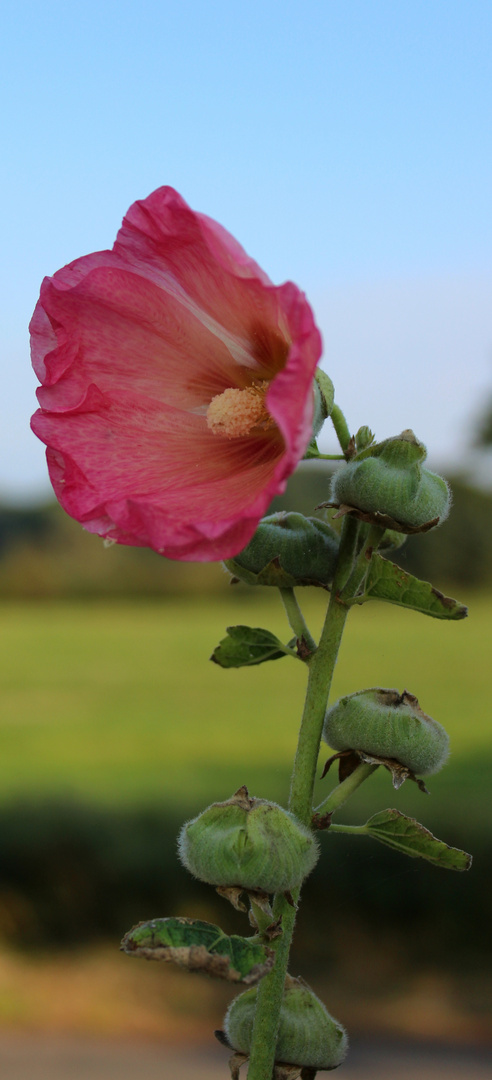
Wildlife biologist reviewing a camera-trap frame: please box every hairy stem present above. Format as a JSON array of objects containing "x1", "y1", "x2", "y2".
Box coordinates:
[
  {"x1": 339, "y1": 524, "x2": 385, "y2": 602},
  {"x1": 330, "y1": 404, "x2": 352, "y2": 456},
  {"x1": 244, "y1": 892, "x2": 298, "y2": 1080},
  {"x1": 279, "y1": 588, "x2": 317, "y2": 654},
  {"x1": 328, "y1": 823, "x2": 369, "y2": 836},
  {"x1": 313, "y1": 762, "x2": 378, "y2": 819},
  {"x1": 246, "y1": 518, "x2": 359, "y2": 1080},
  {"x1": 288, "y1": 598, "x2": 349, "y2": 823}
]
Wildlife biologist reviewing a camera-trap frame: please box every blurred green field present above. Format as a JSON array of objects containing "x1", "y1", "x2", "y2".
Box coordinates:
[
  {"x1": 0, "y1": 592, "x2": 489, "y2": 815},
  {"x1": 0, "y1": 594, "x2": 490, "y2": 1020}
]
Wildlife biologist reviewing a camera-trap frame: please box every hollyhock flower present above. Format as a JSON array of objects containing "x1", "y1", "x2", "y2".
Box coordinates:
[{"x1": 30, "y1": 187, "x2": 322, "y2": 561}]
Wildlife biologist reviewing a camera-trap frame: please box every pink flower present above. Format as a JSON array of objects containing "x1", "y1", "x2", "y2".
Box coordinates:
[{"x1": 30, "y1": 187, "x2": 322, "y2": 561}]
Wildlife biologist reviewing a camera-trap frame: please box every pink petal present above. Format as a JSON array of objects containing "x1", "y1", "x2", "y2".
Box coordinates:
[
  {"x1": 114, "y1": 187, "x2": 292, "y2": 373},
  {"x1": 30, "y1": 187, "x2": 322, "y2": 561}
]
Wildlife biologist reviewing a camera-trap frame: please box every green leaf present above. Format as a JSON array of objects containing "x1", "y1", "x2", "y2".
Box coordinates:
[
  {"x1": 354, "y1": 553, "x2": 467, "y2": 620},
  {"x1": 211, "y1": 625, "x2": 296, "y2": 667},
  {"x1": 121, "y1": 917, "x2": 274, "y2": 984},
  {"x1": 363, "y1": 809, "x2": 472, "y2": 870}
]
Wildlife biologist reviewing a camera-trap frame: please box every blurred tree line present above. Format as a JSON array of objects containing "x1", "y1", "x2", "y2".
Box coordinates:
[
  {"x1": 0, "y1": 767, "x2": 489, "y2": 980},
  {"x1": 1, "y1": 463, "x2": 491, "y2": 597}
]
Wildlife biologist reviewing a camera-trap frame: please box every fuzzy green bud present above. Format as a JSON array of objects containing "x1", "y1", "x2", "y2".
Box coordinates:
[
  {"x1": 224, "y1": 512, "x2": 339, "y2": 588},
  {"x1": 312, "y1": 369, "x2": 335, "y2": 437},
  {"x1": 330, "y1": 429, "x2": 451, "y2": 532},
  {"x1": 354, "y1": 425, "x2": 375, "y2": 453},
  {"x1": 323, "y1": 688, "x2": 449, "y2": 776},
  {"x1": 224, "y1": 977, "x2": 348, "y2": 1070},
  {"x1": 178, "y1": 787, "x2": 319, "y2": 894}
]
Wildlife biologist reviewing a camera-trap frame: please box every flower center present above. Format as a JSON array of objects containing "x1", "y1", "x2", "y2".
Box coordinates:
[{"x1": 206, "y1": 382, "x2": 273, "y2": 438}]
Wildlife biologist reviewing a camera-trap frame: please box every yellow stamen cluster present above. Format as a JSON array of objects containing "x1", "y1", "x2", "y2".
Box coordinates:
[{"x1": 206, "y1": 383, "x2": 272, "y2": 438}]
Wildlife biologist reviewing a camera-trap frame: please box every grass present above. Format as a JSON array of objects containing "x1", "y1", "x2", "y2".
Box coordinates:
[
  {"x1": 0, "y1": 591, "x2": 489, "y2": 810},
  {"x1": 0, "y1": 593, "x2": 489, "y2": 1043}
]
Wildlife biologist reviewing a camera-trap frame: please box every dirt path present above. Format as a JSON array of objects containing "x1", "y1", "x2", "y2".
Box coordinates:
[{"x1": 0, "y1": 1034, "x2": 491, "y2": 1080}]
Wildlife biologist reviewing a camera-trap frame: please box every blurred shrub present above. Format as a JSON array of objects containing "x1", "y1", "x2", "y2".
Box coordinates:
[
  {"x1": 0, "y1": 502, "x2": 219, "y2": 598},
  {"x1": 394, "y1": 477, "x2": 492, "y2": 588},
  {"x1": 1, "y1": 467, "x2": 492, "y2": 598},
  {"x1": 271, "y1": 468, "x2": 492, "y2": 590},
  {"x1": 0, "y1": 788, "x2": 489, "y2": 979}
]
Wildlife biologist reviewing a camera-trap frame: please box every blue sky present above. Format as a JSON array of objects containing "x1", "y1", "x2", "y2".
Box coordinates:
[{"x1": 2, "y1": 0, "x2": 491, "y2": 500}]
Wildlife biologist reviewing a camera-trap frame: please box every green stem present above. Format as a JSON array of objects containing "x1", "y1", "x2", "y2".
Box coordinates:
[
  {"x1": 277, "y1": 644, "x2": 304, "y2": 661},
  {"x1": 246, "y1": 518, "x2": 359, "y2": 1080},
  {"x1": 279, "y1": 588, "x2": 317, "y2": 654},
  {"x1": 330, "y1": 404, "x2": 351, "y2": 457},
  {"x1": 313, "y1": 762, "x2": 378, "y2": 819},
  {"x1": 339, "y1": 523, "x2": 385, "y2": 602},
  {"x1": 249, "y1": 899, "x2": 276, "y2": 937},
  {"x1": 328, "y1": 823, "x2": 368, "y2": 836},
  {"x1": 244, "y1": 890, "x2": 301, "y2": 1080},
  {"x1": 288, "y1": 597, "x2": 349, "y2": 823}
]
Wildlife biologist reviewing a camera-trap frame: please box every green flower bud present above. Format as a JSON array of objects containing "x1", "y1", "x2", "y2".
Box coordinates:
[
  {"x1": 323, "y1": 688, "x2": 449, "y2": 776},
  {"x1": 178, "y1": 788, "x2": 319, "y2": 894},
  {"x1": 224, "y1": 512, "x2": 339, "y2": 588},
  {"x1": 354, "y1": 425, "x2": 375, "y2": 453},
  {"x1": 330, "y1": 429, "x2": 451, "y2": 533},
  {"x1": 312, "y1": 369, "x2": 335, "y2": 438},
  {"x1": 224, "y1": 977, "x2": 348, "y2": 1070}
]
